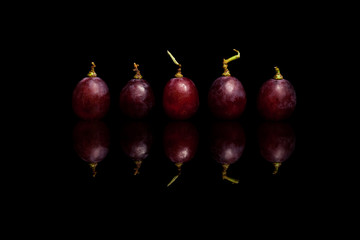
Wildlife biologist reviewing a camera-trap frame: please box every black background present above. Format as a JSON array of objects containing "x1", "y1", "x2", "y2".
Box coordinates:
[{"x1": 9, "y1": 2, "x2": 349, "y2": 235}]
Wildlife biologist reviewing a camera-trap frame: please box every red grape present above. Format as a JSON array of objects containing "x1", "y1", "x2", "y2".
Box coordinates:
[
  {"x1": 258, "y1": 121, "x2": 296, "y2": 174},
  {"x1": 163, "y1": 121, "x2": 199, "y2": 186},
  {"x1": 119, "y1": 121, "x2": 153, "y2": 175},
  {"x1": 119, "y1": 63, "x2": 155, "y2": 119},
  {"x1": 73, "y1": 120, "x2": 110, "y2": 177},
  {"x1": 210, "y1": 121, "x2": 246, "y2": 165},
  {"x1": 163, "y1": 121, "x2": 199, "y2": 164},
  {"x1": 163, "y1": 77, "x2": 199, "y2": 120},
  {"x1": 208, "y1": 76, "x2": 246, "y2": 119},
  {"x1": 72, "y1": 62, "x2": 110, "y2": 120},
  {"x1": 163, "y1": 51, "x2": 199, "y2": 120},
  {"x1": 210, "y1": 121, "x2": 245, "y2": 183},
  {"x1": 208, "y1": 49, "x2": 246, "y2": 119},
  {"x1": 257, "y1": 67, "x2": 296, "y2": 121}
]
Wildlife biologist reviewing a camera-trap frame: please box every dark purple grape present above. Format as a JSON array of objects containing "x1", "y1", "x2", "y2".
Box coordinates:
[
  {"x1": 163, "y1": 51, "x2": 199, "y2": 120},
  {"x1": 208, "y1": 76, "x2": 246, "y2": 119},
  {"x1": 258, "y1": 121, "x2": 296, "y2": 174},
  {"x1": 210, "y1": 121, "x2": 245, "y2": 183},
  {"x1": 119, "y1": 121, "x2": 153, "y2": 175},
  {"x1": 72, "y1": 63, "x2": 110, "y2": 120},
  {"x1": 163, "y1": 121, "x2": 199, "y2": 186},
  {"x1": 163, "y1": 121, "x2": 199, "y2": 164},
  {"x1": 73, "y1": 120, "x2": 110, "y2": 177},
  {"x1": 257, "y1": 67, "x2": 296, "y2": 121},
  {"x1": 163, "y1": 77, "x2": 199, "y2": 120},
  {"x1": 208, "y1": 49, "x2": 246, "y2": 119},
  {"x1": 119, "y1": 63, "x2": 155, "y2": 119}
]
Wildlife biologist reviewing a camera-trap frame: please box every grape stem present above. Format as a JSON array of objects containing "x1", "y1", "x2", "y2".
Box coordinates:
[
  {"x1": 167, "y1": 50, "x2": 183, "y2": 78},
  {"x1": 87, "y1": 62, "x2": 97, "y2": 77},
  {"x1": 272, "y1": 162, "x2": 282, "y2": 174},
  {"x1": 274, "y1": 66, "x2": 284, "y2": 80},
  {"x1": 223, "y1": 49, "x2": 240, "y2": 76},
  {"x1": 222, "y1": 164, "x2": 239, "y2": 184},
  {"x1": 134, "y1": 160, "x2": 142, "y2": 175},
  {"x1": 89, "y1": 163, "x2": 98, "y2": 178},
  {"x1": 133, "y1": 62, "x2": 143, "y2": 79},
  {"x1": 167, "y1": 162, "x2": 183, "y2": 187}
]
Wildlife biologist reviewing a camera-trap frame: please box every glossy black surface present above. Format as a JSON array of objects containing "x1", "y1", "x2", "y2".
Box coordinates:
[{"x1": 67, "y1": 118, "x2": 301, "y2": 189}]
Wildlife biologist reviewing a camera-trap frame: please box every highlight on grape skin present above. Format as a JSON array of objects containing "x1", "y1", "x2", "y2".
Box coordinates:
[
  {"x1": 208, "y1": 49, "x2": 247, "y2": 120},
  {"x1": 257, "y1": 66, "x2": 296, "y2": 121},
  {"x1": 119, "y1": 63, "x2": 155, "y2": 119},
  {"x1": 162, "y1": 50, "x2": 199, "y2": 120},
  {"x1": 72, "y1": 62, "x2": 110, "y2": 120}
]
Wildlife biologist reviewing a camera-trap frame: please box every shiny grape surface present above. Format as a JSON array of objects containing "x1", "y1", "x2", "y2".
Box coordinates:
[
  {"x1": 257, "y1": 78, "x2": 296, "y2": 121},
  {"x1": 163, "y1": 77, "x2": 199, "y2": 120},
  {"x1": 119, "y1": 78, "x2": 155, "y2": 119},
  {"x1": 72, "y1": 77, "x2": 110, "y2": 120},
  {"x1": 208, "y1": 76, "x2": 247, "y2": 119}
]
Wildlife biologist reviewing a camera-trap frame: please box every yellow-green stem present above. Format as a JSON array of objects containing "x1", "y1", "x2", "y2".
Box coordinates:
[
  {"x1": 89, "y1": 163, "x2": 98, "y2": 178},
  {"x1": 273, "y1": 162, "x2": 282, "y2": 174},
  {"x1": 87, "y1": 62, "x2": 97, "y2": 77},
  {"x1": 133, "y1": 62, "x2": 143, "y2": 79},
  {"x1": 167, "y1": 50, "x2": 183, "y2": 78},
  {"x1": 274, "y1": 66, "x2": 284, "y2": 80},
  {"x1": 222, "y1": 164, "x2": 239, "y2": 184},
  {"x1": 223, "y1": 49, "x2": 240, "y2": 76},
  {"x1": 167, "y1": 162, "x2": 183, "y2": 187},
  {"x1": 134, "y1": 160, "x2": 142, "y2": 175}
]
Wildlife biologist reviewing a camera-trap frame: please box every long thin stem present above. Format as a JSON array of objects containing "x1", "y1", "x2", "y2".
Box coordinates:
[
  {"x1": 167, "y1": 50, "x2": 181, "y2": 66},
  {"x1": 224, "y1": 49, "x2": 240, "y2": 64},
  {"x1": 167, "y1": 162, "x2": 183, "y2": 187},
  {"x1": 167, "y1": 50, "x2": 183, "y2": 78},
  {"x1": 167, "y1": 174, "x2": 180, "y2": 187},
  {"x1": 223, "y1": 175, "x2": 239, "y2": 184}
]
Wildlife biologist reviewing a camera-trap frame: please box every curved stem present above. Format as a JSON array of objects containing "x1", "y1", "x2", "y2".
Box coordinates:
[
  {"x1": 222, "y1": 164, "x2": 239, "y2": 184},
  {"x1": 87, "y1": 62, "x2": 97, "y2": 77},
  {"x1": 167, "y1": 50, "x2": 183, "y2": 78},
  {"x1": 223, "y1": 49, "x2": 240, "y2": 76},
  {"x1": 224, "y1": 49, "x2": 240, "y2": 64}
]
